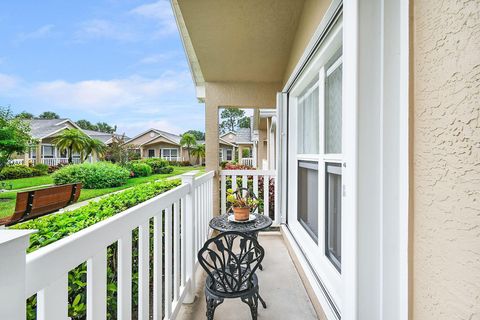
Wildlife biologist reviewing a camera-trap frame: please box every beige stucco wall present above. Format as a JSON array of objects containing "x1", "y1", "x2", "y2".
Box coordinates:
[
  {"x1": 129, "y1": 130, "x2": 161, "y2": 146},
  {"x1": 412, "y1": 1, "x2": 480, "y2": 319},
  {"x1": 283, "y1": 0, "x2": 332, "y2": 84}
]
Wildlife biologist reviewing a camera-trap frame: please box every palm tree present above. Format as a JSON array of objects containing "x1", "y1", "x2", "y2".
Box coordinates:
[
  {"x1": 82, "y1": 138, "x2": 107, "y2": 162},
  {"x1": 191, "y1": 143, "x2": 205, "y2": 165},
  {"x1": 53, "y1": 129, "x2": 89, "y2": 164},
  {"x1": 180, "y1": 133, "x2": 197, "y2": 161}
]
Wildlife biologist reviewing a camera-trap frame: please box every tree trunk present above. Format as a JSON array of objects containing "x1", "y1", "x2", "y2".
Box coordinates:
[{"x1": 68, "y1": 146, "x2": 73, "y2": 164}]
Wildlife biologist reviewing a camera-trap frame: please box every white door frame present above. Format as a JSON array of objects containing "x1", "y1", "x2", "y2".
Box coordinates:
[{"x1": 278, "y1": 0, "x2": 409, "y2": 319}]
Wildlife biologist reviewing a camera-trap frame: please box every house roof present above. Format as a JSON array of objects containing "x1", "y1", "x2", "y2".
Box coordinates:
[
  {"x1": 235, "y1": 128, "x2": 253, "y2": 144},
  {"x1": 28, "y1": 119, "x2": 81, "y2": 139},
  {"x1": 125, "y1": 128, "x2": 182, "y2": 146}
]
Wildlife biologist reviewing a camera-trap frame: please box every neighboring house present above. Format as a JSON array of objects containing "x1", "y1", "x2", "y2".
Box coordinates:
[
  {"x1": 10, "y1": 119, "x2": 121, "y2": 166},
  {"x1": 218, "y1": 137, "x2": 236, "y2": 163},
  {"x1": 124, "y1": 129, "x2": 187, "y2": 162},
  {"x1": 172, "y1": 1, "x2": 479, "y2": 319}
]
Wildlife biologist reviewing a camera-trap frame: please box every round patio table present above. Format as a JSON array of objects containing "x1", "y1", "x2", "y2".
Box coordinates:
[{"x1": 209, "y1": 213, "x2": 273, "y2": 234}]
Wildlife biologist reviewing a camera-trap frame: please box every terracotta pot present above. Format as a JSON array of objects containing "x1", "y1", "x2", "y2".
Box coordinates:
[{"x1": 233, "y1": 207, "x2": 250, "y2": 221}]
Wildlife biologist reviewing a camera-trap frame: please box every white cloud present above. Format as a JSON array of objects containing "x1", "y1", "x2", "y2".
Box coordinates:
[
  {"x1": 16, "y1": 24, "x2": 55, "y2": 43},
  {"x1": 0, "y1": 73, "x2": 20, "y2": 92},
  {"x1": 130, "y1": 1, "x2": 177, "y2": 36},
  {"x1": 31, "y1": 71, "x2": 192, "y2": 113},
  {"x1": 139, "y1": 52, "x2": 178, "y2": 65},
  {"x1": 75, "y1": 19, "x2": 135, "y2": 41}
]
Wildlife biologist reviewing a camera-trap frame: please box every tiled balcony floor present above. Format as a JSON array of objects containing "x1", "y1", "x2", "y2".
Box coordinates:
[{"x1": 177, "y1": 232, "x2": 318, "y2": 320}]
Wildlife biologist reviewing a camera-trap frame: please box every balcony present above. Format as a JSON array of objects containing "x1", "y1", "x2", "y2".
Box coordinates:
[
  {"x1": 176, "y1": 232, "x2": 318, "y2": 320},
  {"x1": 0, "y1": 169, "x2": 319, "y2": 320}
]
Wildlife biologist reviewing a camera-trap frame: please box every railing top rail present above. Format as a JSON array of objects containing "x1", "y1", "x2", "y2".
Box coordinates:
[
  {"x1": 25, "y1": 183, "x2": 190, "y2": 297},
  {"x1": 193, "y1": 171, "x2": 215, "y2": 187},
  {"x1": 219, "y1": 170, "x2": 276, "y2": 176}
]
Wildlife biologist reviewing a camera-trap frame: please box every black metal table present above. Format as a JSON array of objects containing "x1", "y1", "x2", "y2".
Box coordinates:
[{"x1": 209, "y1": 213, "x2": 273, "y2": 233}]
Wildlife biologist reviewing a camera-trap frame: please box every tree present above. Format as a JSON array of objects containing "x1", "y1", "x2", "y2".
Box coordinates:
[
  {"x1": 38, "y1": 111, "x2": 60, "y2": 119},
  {"x1": 219, "y1": 108, "x2": 245, "y2": 133},
  {"x1": 238, "y1": 116, "x2": 251, "y2": 129},
  {"x1": 104, "y1": 135, "x2": 138, "y2": 165},
  {"x1": 180, "y1": 133, "x2": 197, "y2": 161},
  {"x1": 16, "y1": 111, "x2": 34, "y2": 119},
  {"x1": 76, "y1": 119, "x2": 97, "y2": 131},
  {"x1": 82, "y1": 138, "x2": 107, "y2": 162},
  {"x1": 0, "y1": 107, "x2": 34, "y2": 172},
  {"x1": 191, "y1": 143, "x2": 205, "y2": 165},
  {"x1": 183, "y1": 130, "x2": 205, "y2": 141},
  {"x1": 96, "y1": 122, "x2": 116, "y2": 134},
  {"x1": 52, "y1": 129, "x2": 89, "y2": 164}
]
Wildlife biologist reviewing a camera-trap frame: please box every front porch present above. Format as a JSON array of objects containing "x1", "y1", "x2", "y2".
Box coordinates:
[{"x1": 177, "y1": 232, "x2": 320, "y2": 320}]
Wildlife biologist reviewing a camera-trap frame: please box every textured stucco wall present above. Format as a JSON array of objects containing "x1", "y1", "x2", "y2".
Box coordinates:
[{"x1": 412, "y1": 1, "x2": 480, "y2": 319}]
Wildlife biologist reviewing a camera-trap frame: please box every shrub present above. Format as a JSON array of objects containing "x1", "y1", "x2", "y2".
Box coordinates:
[
  {"x1": 12, "y1": 179, "x2": 181, "y2": 320},
  {"x1": 168, "y1": 160, "x2": 192, "y2": 167},
  {"x1": 48, "y1": 162, "x2": 67, "y2": 174},
  {"x1": 126, "y1": 162, "x2": 152, "y2": 177},
  {"x1": 0, "y1": 164, "x2": 46, "y2": 180},
  {"x1": 158, "y1": 165, "x2": 174, "y2": 174},
  {"x1": 52, "y1": 162, "x2": 130, "y2": 189},
  {"x1": 33, "y1": 163, "x2": 49, "y2": 175}
]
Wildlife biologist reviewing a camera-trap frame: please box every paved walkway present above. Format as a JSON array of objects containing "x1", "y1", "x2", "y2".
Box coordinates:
[{"x1": 177, "y1": 232, "x2": 318, "y2": 320}]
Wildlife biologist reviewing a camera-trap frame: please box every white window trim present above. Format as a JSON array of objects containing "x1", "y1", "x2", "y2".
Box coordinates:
[{"x1": 280, "y1": 0, "x2": 409, "y2": 319}]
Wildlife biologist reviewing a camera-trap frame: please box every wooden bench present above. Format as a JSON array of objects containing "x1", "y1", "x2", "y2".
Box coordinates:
[{"x1": 0, "y1": 183, "x2": 82, "y2": 227}]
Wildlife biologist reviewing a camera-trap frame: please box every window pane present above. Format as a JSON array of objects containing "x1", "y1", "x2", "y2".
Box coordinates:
[
  {"x1": 42, "y1": 146, "x2": 54, "y2": 157},
  {"x1": 325, "y1": 62, "x2": 342, "y2": 154},
  {"x1": 297, "y1": 161, "x2": 319, "y2": 241},
  {"x1": 325, "y1": 163, "x2": 342, "y2": 272},
  {"x1": 297, "y1": 82, "x2": 319, "y2": 154},
  {"x1": 171, "y1": 149, "x2": 178, "y2": 157}
]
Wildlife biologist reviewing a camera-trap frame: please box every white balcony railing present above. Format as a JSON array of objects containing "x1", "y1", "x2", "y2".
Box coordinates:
[
  {"x1": 0, "y1": 171, "x2": 214, "y2": 320},
  {"x1": 240, "y1": 157, "x2": 254, "y2": 167},
  {"x1": 219, "y1": 169, "x2": 278, "y2": 225}
]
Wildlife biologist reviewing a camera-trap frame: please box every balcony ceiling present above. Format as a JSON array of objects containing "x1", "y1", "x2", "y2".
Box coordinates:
[{"x1": 174, "y1": 0, "x2": 305, "y2": 84}]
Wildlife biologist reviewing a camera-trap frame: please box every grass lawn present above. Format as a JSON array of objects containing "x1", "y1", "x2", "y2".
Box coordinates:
[
  {"x1": 2, "y1": 175, "x2": 54, "y2": 190},
  {"x1": 0, "y1": 166, "x2": 202, "y2": 219}
]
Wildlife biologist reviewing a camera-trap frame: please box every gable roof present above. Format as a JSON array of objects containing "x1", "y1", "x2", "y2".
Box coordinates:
[
  {"x1": 235, "y1": 128, "x2": 253, "y2": 144},
  {"x1": 28, "y1": 118, "x2": 81, "y2": 139},
  {"x1": 125, "y1": 128, "x2": 181, "y2": 146}
]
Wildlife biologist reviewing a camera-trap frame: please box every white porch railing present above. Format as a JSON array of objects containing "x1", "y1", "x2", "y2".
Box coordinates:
[
  {"x1": 0, "y1": 171, "x2": 214, "y2": 320},
  {"x1": 40, "y1": 158, "x2": 70, "y2": 166},
  {"x1": 8, "y1": 159, "x2": 25, "y2": 165},
  {"x1": 241, "y1": 157, "x2": 254, "y2": 167},
  {"x1": 219, "y1": 169, "x2": 278, "y2": 225}
]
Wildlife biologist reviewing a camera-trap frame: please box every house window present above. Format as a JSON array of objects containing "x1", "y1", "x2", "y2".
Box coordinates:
[
  {"x1": 286, "y1": 16, "x2": 343, "y2": 308},
  {"x1": 219, "y1": 149, "x2": 224, "y2": 161},
  {"x1": 148, "y1": 149, "x2": 155, "y2": 158},
  {"x1": 325, "y1": 163, "x2": 342, "y2": 271},
  {"x1": 226, "y1": 149, "x2": 233, "y2": 161},
  {"x1": 161, "y1": 148, "x2": 178, "y2": 160},
  {"x1": 42, "y1": 145, "x2": 55, "y2": 158},
  {"x1": 30, "y1": 147, "x2": 36, "y2": 159}
]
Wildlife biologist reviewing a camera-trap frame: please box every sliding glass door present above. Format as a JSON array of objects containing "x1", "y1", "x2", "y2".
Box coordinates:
[{"x1": 287, "y1": 18, "x2": 343, "y2": 309}]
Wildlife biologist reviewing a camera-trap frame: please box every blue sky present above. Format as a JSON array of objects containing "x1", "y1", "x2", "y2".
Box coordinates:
[{"x1": 0, "y1": 0, "x2": 204, "y2": 136}]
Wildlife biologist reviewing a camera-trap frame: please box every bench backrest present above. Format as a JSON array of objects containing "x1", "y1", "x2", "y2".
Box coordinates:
[{"x1": 1, "y1": 183, "x2": 82, "y2": 227}]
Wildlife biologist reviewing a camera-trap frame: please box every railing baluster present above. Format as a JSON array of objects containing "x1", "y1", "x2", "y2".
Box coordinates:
[
  {"x1": 165, "y1": 206, "x2": 173, "y2": 318},
  {"x1": 87, "y1": 248, "x2": 107, "y2": 320},
  {"x1": 173, "y1": 201, "x2": 180, "y2": 303},
  {"x1": 221, "y1": 174, "x2": 226, "y2": 215},
  {"x1": 242, "y1": 175, "x2": 248, "y2": 197},
  {"x1": 253, "y1": 175, "x2": 259, "y2": 213},
  {"x1": 181, "y1": 196, "x2": 186, "y2": 288},
  {"x1": 118, "y1": 233, "x2": 132, "y2": 320},
  {"x1": 153, "y1": 214, "x2": 163, "y2": 320},
  {"x1": 263, "y1": 175, "x2": 269, "y2": 216},
  {"x1": 232, "y1": 174, "x2": 237, "y2": 192},
  {"x1": 37, "y1": 273, "x2": 68, "y2": 320},
  {"x1": 138, "y1": 222, "x2": 150, "y2": 320}
]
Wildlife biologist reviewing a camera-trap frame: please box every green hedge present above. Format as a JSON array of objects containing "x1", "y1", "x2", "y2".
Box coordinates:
[
  {"x1": 125, "y1": 162, "x2": 152, "y2": 177},
  {"x1": 12, "y1": 179, "x2": 181, "y2": 319},
  {"x1": 0, "y1": 164, "x2": 46, "y2": 180},
  {"x1": 52, "y1": 162, "x2": 130, "y2": 189},
  {"x1": 133, "y1": 158, "x2": 169, "y2": 173}
]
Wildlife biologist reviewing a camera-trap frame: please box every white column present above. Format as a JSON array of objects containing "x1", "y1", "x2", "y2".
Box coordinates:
[
  {"x1": 181, "y1": 172, "x2": 197, "y2": 303},
  {"x1": 0, "y1": 230, "x2": 35, "y2": 320}
]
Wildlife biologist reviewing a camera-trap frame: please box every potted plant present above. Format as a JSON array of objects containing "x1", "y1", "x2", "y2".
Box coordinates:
[{"x1": 226, "y1": 188, "x2": 259, "y2": 221}]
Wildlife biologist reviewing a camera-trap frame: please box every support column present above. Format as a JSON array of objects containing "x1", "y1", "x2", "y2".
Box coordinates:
[{"x1": 205, "y1": 98, "x2": 220, "y2": 216}]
